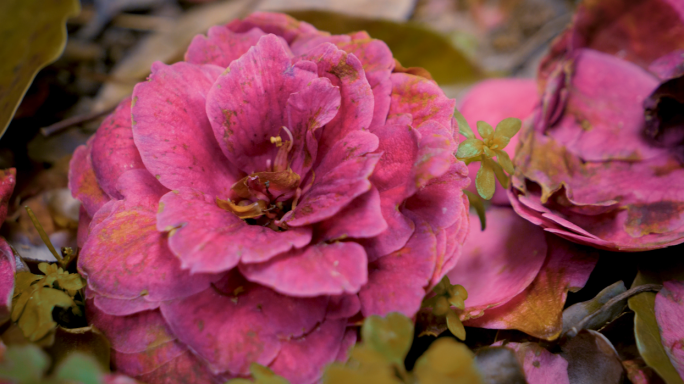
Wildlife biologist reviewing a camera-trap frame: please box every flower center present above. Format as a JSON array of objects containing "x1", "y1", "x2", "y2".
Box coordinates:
[{"x1": 217, "y1": 126, "x2": 302, "y2": 230}]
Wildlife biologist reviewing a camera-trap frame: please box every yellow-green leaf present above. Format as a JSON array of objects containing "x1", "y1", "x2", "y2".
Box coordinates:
[
  {"x1": 494, "y1": 117, "x2": 522, "y2": 141},
  {"x1": 456, "y1": 138, "x2": 484, "y2": 160},
  {"x1": 454, "y1": 109, "x2": 475, "y2": 140},
  {"x1": 630, "y1": 270, "x2": 684, "y2": 384},
  {"x1": 491, "y1": 160, "x2": 509, "y2": 189},
  {"x1": 17, "y1": 287, "x2": 76, "y2": 341},
  {"x1": 53, "y1": 353, "x2": 105, "y2": 384},
  {"x1": 0, "y1": 0, "x2": 80, "y2": 138},
  {"x1": 413, "y1": 338, "x2": 483, "y2": 384},
  {"x1": 463, "y1": 190, "x2": 487, "y2": 231},
  {"x1": 475, "y1": 161, "x2": 495, "y2": 200},
  {"x1": 227, "y1": 363, "x2": 291, "y2": 384},
  {"x1": 361, "y1": 312, "x2": 414, "y2": 368},
  {"x1": 446, "y1": 311, "x2": 466, "y2": 340},
  {"x1": 286, "y1": 10, "x2": 481, "y2": 85},
  {"x1": 476, "y1": 121, "x2": 494, "y2": 141},
  {"x1": 0, "y1": 344, "x2": 50, "y2": 383},
  {"x1": 494, "y1": 150, "x2": 515, "y2": 175}
]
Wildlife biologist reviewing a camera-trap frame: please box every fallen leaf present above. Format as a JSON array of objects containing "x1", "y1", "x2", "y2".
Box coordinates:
[
  {"x1": 562, "y1": 281, "x2": 627, "y2": 335},
  {"x1": 474, "y1": 346, "x2": 526, "y2": 384},
  {"x1": 560, "y1": 330, "x2": 624, "y2": 384},
  {"x1": 258, "y1": 0, "x2": 417, "y2": 21},
  {"x1": 92, "y1": 0, "x2": 258, "y2": 113},
  {"x1": 0, "y1": 0, "x2": 80, "y2": 138}
]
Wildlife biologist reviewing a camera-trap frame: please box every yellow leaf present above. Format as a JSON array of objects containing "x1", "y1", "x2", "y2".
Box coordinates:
[
  {"x1": 476, "y1": 121, "x2": 494, "y2": 141},
  {"x1": 0, "y1": 0, "x2": 80, "y2": 138},
  {"x1": 446, "y1": 311, "x2": 466, "y2": 340},
  {"x1": 17, "y1": 287, "x2": 76, "y2": 341},
  {"x1": 361, "y1": 313, "x2": 414, "y2": 368},
  {"x1": 490, "y1": 160, "x2": 509, "y2": 189},
  {"x1": 413, "y1": 338, "x2": 483, "y2": 384},
  {"x1": 494, "y1": 117, "x2": 522, "y2": 141},
  {"x1": 495, "y1": 150, "x2": 515, "y2": 175},
  {"x1": 475, "y1": 160, "x2": 495, "y2": 200},
  {"x1": 455, "y1": 138, "x2": 484, "y2": 160}
]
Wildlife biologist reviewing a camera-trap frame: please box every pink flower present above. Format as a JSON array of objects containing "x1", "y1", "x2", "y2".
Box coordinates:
[
  {"x1": 0, "y1": 169, "x2": 16, "y2": 324},
  {"x1": 69, "y1": 12, "x2": 470, "y2": 383},
  {"x1": 509, "y1": 0, "x2": 684, "y2": 251}
]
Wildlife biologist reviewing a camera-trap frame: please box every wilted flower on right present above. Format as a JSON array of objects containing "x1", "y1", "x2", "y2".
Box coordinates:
[{"x1": 509, "y1": 0, "x2": 684, "y2": 251}]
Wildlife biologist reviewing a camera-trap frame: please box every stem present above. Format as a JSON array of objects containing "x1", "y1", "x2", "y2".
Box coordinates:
[
  {"x1": 24, "y1": 206, "x2": 66, "y2": 268},
  {"x1": 40, "y1": 106, "x2": 115, "y2": 137},
  {"x1": 564, "y1": 283, "x2": 663, "y2": 338}
]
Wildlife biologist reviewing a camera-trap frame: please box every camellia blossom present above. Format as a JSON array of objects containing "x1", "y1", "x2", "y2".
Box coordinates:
[
  {"x1": 69, "y1": 12, "x2": 470, "y2": 383},
  {"x1": 509, "y1": 0, "x2": 684, "y2": 251}
]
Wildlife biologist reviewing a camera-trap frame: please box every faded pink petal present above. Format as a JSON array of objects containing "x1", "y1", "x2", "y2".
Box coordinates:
[
  {"x1": 361, "y1": 187, "x2": 416, "y2": 260},
  {"x1": 91, "y1": 97, "x2": 144, "y2": 199},
  {"x1": 136, "y1": 351, "x2": 222, "y2": 384},
  {"x1": 93, "y1": 294, "x2": 160, "y2": 317},
  {"x1": 326, "y1": 294, "x2": 361, "y2": 320},
  {"x1": 269, "y1": 319, "x2": 347, "y2": 384},
  {"x1": 160, "y1": 275, "x2": 328, "y2": 376},
  {"x1": 503, "y1": 342, "x2": 570, "y2": 384},
  {"x1": 240, "y1": 242, "x2": 368, "y2": 297},
  {"x1": 389, "y1": 72, "x2": 456, "y2": 128},
  {"x1": 132, "y1": 61, "x2": 239, "y2": 197},
  {"x1": 448, "y1": 207, "x2": 547, "y2": 312},
  {"x1": 465, "y1": 235, "x2": 598, "y2": 340},
  {"x1": 359, "y1": 214, "x2": 435, "y2": 317},
  {"x1": 654, "y1": 280, "x2": 684, "y2": 379},
  {"x1": 69, "y1": 141, "x2": 110, "y2": 217},
  {"x1": 185, "y1": 26, "x2": 265, "y2": 67},
  {"x1": 157, "y1": 188, "x2": 312, "y2": 273},
  {"x1": 112, "y1": 342, "x2": 187, "y2": 377},
  {"x1": 79, "y1": 172, "x2": 218, "y2": 301},
  {"x1": 314, "y1": 187, "x2": 387, "y2": 242}
]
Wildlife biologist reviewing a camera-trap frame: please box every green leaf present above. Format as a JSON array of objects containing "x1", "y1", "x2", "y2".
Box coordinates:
[
  {"x1": 414, "y1": 338, "x2": 483, "y2": 384},
  {"x1": 361, "y1": 312, "x2": 414, "y2": 368},
  {"x1": 490, "y1": 160, "x2": 509, "y2": 189},
  {"x1": 285, "y1": 10, "x2": 481, "y2": 85},
  {"x1": 0, "y1": 0, "x2": 80, "y2": 138},
  {"x1": 463, "y1": 190, "x2": 487, "y2": 231},
  {"x1": 494, "y1": 117, "x2": 522, "y2": 140},
  {"x1": 446, "y1": 311, "x2": 466, "y2": 340},
  {"x1": 475, "y1": 160, "x2": 495, "y2": 200},
  {"x1": 0, "y1": 344, "x2": 50, "y2": 384},
  {"x1": 454, "y1": 109, "x2": 475, "y2": 139},
  {"x1": 227, "y1": 363, "x2": 291, "y2": 384},
  {"x1": 630, "y1": 269, "x2": 684, "y2": 384},
  {"x1": 476, "y1": 121, "x2": 494, "y2": 141},
  {"x1": 456, "y1": 138, "x2": 484, "y2": 160},
  {"x1": 53, "y1": 353, "x2": 104, "y2": 384}
]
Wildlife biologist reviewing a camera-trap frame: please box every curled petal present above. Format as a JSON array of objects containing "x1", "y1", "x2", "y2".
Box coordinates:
[{"x1": 69, "y1": 141, "x2": 110, "y2": 217}]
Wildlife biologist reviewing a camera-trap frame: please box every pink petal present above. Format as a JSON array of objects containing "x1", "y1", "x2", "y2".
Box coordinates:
[
  {"x1": 389, "y1": 72, "x2": 456, "y2": 129},
  {"x1": 326, "y1": 294, "x2": 361, "y2": 320},
  {"x1": 410, "y1": 121, "x2": 459, "y2": 190},
  {"x1": 465, "y1": 235, "x2": 598, "y2": 340},
  {"x1": 300, "y1": 43, "x2": 374, "y2": 169},
  {"x1": 286, "y1": 132, "x2": 380, "y2": 226},
  {"x1": 76, "y1": 206, "x2": 91, "y2": 248},
  {"x1": 86, "y1": 302, "x2": 176, "y2": 354},
  {"x1": 335, "y1": 328, "x2": 358, "y2": 362},
  {"x1": 359, "y1": 214, "x2": 435, "y2": 317},
  {"x1": 654, "y1": 280, "x2": 684, "y2": 378},
  {"x1": 132, "y1": 61, "x2": 239, "y2": 197},
  {"x1": 370, "y1": 118, "x2": 421, "y2": 195},
  {"x1": 93, "y1": 294, "x2": 160, "y2": 316},
  {"x1": 547, "y1": 49, "x2": 662, "y2": 162},
  {"x1": 91, "y1": 97, "x2": 145, "y2": 199},
  {"x1": 157, "y1": 188, "x2": 312, "y2": 273},
  {"x1": 240, "y1": 242, "x2": 368, "y2": 297},
  {"x1": 0, "y1": 238, "x2": 15, "y2": 323},
  {"x1": 649, "y1": 50, "x2": 684, "y2": 79},
  {"x1": 269, "y1": 319, "x2": 347, "y2": 384},
  {"x1": 405, "y1": 159, "x2": 470, "y2": 231},
  {"x1": 291, "y1": 34, "x2": 350, "y2": 56},
  {"x1": 448, "y1": 207, "x2": 547, "y2": 311},
  {"x1": 79, "y1": 177, "x2": 217, "y2": 301},
  {"x1": 206, "y1": 34, "x2": 318, "y2": 175},
  {"x1": 286, "y1": 77, "x2": 342, "y2": 178},
  {"x1": 503, "y1": 342, "x2": 570, "y2": 384},
  {"x1": 430, "y1": 204, "x2": 470, "y2": 288},
  {"x1": 227, "y1": 12, "x2": 321, "y2": 44},
  {"x1": 0, "y1": 168, "x2": 16, "y2": 224},
  {"x1": 159, "y1": 276, "x2": 328, "y2": 376},
  {"x1": 112, "y1": 341, "x2": 187, "y2": 377},
  {"x1": 69, "y1": 141, "x2": 110, "y2": 217},
  {"x1": 314, "y1": 187, "x2": 387, "y2": 242},
  {"x1": 336, "y1": 37, "x2": 395, "y2": 130},
  {"x1": 136, "y1": 351, "x2": 222, "y2": 384},
  {"x1": 185, "y1": 26, "x2": 265, "y2": 67},
  {"x1": 361, "y1": 187, "x2": 416, "y2": 260}
]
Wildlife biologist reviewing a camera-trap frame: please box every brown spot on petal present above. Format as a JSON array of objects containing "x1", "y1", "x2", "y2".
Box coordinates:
[{"x1": 625, "y1": 201, "x2": 684, "y2": 237}]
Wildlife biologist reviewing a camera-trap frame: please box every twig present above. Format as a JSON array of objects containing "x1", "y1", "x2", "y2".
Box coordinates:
[
  {"x1": 40, "y1": 106, "x2": 115, "y2": 137},
  {"x1": 564, "y1": 284, "x2": 663, "y2": 339},
  {"x1": 24, "y1": 206, "x2": 66, "y2": 268}
]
